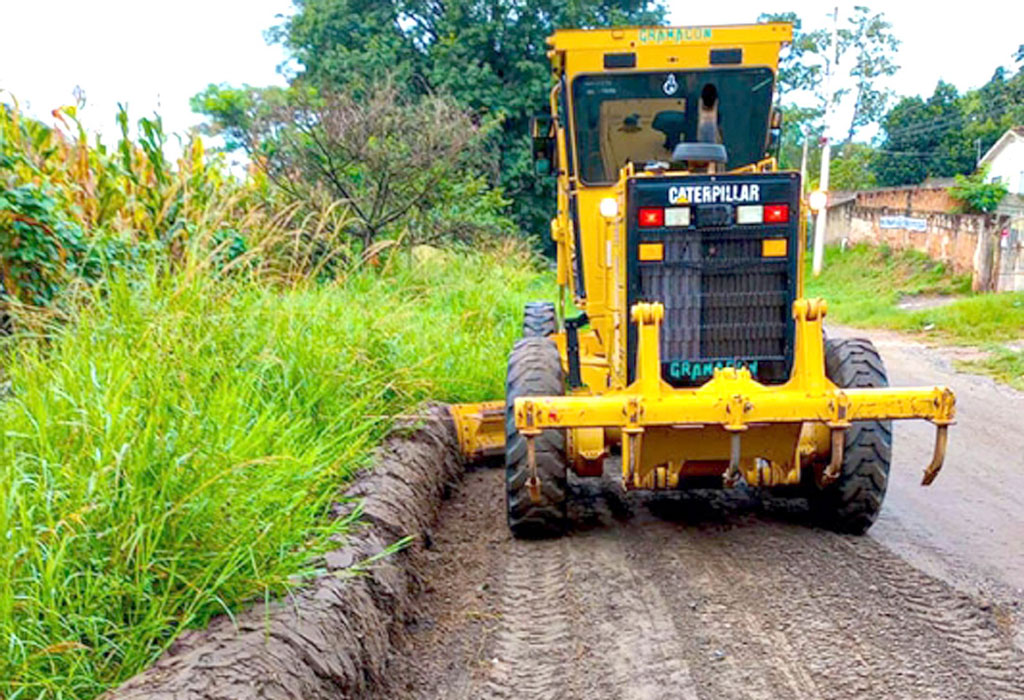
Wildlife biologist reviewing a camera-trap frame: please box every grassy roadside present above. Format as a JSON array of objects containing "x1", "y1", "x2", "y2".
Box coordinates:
[
  {"x1": 806, "y1": 244, "x2": 1024, "y2": 389},
  {"x1": 0, "y1": 244, "x2": 549, "y2": 699}
]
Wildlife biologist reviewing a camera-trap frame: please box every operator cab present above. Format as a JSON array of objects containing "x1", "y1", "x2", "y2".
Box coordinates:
[{"x1": 571, "y1": 67, "x2": 775, "y2": 182}]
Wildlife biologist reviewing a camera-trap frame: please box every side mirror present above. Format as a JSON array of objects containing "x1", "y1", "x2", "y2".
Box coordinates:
[
  {"x1": 768, "y1": 107, "x2": 783, "y2": 156},
  {"x1": 530, "y1": 112, "x2": 556, "y2": 176}
]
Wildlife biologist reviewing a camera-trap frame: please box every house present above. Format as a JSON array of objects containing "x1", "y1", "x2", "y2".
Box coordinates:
[
  {"x1": 980, "y1": 126, "x2": 1024, "y2": 201},
  {"x1": 979, "y1": 127, "x2": 1024, "y2": 290}
]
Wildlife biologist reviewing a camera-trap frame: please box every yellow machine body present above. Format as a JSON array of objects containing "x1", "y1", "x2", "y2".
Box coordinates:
[{"x1": 452, "y1": 23, "x2": 954, "y2": 492}]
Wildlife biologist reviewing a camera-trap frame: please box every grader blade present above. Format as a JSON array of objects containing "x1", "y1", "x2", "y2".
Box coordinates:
[{"x1": 448, "y1": 401, "x2": 505, "y2": 461}]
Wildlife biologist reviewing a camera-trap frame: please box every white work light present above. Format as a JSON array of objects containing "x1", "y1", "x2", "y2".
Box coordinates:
[{"x1": 599, "y1": 197, "x2": 619, "y2": 218}]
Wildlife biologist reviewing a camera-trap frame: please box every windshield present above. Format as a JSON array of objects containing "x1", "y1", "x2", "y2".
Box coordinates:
[{"x1": 571, "y1": 68, "x2": 775, "y2": 185}]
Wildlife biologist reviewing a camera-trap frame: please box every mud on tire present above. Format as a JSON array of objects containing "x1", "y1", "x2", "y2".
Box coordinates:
[
  {"x1": 522, "y1": 301, "x2": 557, "y2": 337},
  {"x1": 505, "y1": 336, "x2": 568, "y2": 538},
  {"x1": 809, "y1": 337, "x2": 893, "y2": 535}
]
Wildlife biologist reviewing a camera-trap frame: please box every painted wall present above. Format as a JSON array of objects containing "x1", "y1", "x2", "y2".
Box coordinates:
[
  {"x1": 853, "y1": 186, "x2": 957, "y2": 213},
  {"x1": 826, "y1": 200, "x2": 1019, "y2": 292}
]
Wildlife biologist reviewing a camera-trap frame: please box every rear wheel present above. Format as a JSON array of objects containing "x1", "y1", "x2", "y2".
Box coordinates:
[
  {"x1": 505, "y1": 337, "x2": 568, "y2": 538},
  {"x1": 809, "y1": 338, "x2": 893, "y2": 535},
  {"x1": 522, "y1": 301, "x2": 557, "y2": 338}
]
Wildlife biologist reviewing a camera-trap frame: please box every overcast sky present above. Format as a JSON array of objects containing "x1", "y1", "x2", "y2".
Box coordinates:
[{"x1": 1, "y1": 0, "x2": 1020, "y2": 145}]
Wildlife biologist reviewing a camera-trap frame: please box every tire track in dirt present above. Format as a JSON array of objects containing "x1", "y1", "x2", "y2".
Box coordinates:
[
  {"x1": 634, "y1": 497, "x2": 1024, "y2": 700},
  {"x1": 484, "y1": 537, "x2": 573, "y2": 700},
  {"x1": 376, "y1": 469, "x2": 1024, "y2": 700},
  {"x1": 565, "y1": 485, "x2": 700, "y2": 700},
  {"x1": 630, "y1": 509, "x2": 821, "y2": 699},
  {"x1": 839, "y1": 536, "x2": 1024, "y2": 699}
]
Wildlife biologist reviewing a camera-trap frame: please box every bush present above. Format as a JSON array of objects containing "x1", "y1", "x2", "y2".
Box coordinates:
[
  {"x1": 203, "y1": 80, "x2": 515, "y2": 249},
  {"x1": 950, "y1": 165, "x2": 1008, "y2": 213},
  {"x1": 0, "y1": 183, "x2": 87, "y2": 305}
]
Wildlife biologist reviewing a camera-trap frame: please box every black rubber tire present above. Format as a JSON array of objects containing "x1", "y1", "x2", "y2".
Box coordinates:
[
  {"x1": 522, "y1": 301, "x2": 557, "y2": 338},
  {"x1": 505, "y1": 336, "x2": 568, "y2": 538},
  {"x1": 809, "y1": 338, "x2": 893, "y2": 535}
]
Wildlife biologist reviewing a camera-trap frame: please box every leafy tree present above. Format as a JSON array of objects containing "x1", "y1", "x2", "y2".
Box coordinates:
[
  {"x1": 757, "y1": 12, "x2": 825, "y2": 182},
  {"x1": 871, "y1": 66, "x2": 1024, "y2": 186},
  {"x1": 759, "y1": 7, "x2": 897, "y2": 186},
  {"x1": 762, "y1": 6, "x2": 898, "y2": 144},
  {"x1": 776, "y1": 104, "x2": 823, "y2": 174},
  {"x1": 871, "y1": 82, "x2": 965, "y2": 186},
  {"x1": 759, "y1": 11, "x2": 826, "y2": 100},
  {"x1": 248, "y1": 81, "x2": 510, "y2": 247},
  {"x1": 830, "y1": 142, "x2": 877, "y2": 190},
  {"x1": 190, "y1": 84, "x2": 300, "y2": 153},
  {"x1": 838, "y1": 6, "x2": 900, "y2": 142}
]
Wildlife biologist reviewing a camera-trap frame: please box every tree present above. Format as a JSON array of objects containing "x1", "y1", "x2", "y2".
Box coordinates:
[
  {"x1": 870, "y1": 66, "x2": 1024, "y2": 187},
  {"x1": 759, "y1": 11, "x2": 827, "y2": 100},
  {"x1": 758, "y1": 7, "x2": 898, "y2": 187},
  {"x1": 235, "y1": 0, "x2": 668, "y2": 242},
  {"x1": 247, "y1": 81, "x2": 509, "y2": 247},
  {"x1": 838, "y1": 6, "x2": 900, "y2": 143},
  {"x1": 191, "y1": 84, "x2": 298, "y2": 153},
  {"x1": 871, "y1": 82, "x2": 964, "y2": 186},
  {"x1": 776, "y1": 104, "x2": 823, "y2": 173},
  {"x1": 830, "y1": 142, "x2": 877, "y2": 190}
]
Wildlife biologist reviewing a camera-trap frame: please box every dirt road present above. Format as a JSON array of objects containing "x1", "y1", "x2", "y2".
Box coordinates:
[{"x1": 377, "y1": 329, "x2": 1024, "y2": 700}]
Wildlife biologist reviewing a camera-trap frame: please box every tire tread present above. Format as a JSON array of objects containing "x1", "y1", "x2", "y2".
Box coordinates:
[
  {"x1": 505, "y1": 336, "x2": 567, "y2": 538},
  {"x1": 811, "y1": 337, "x2": 893, "y2": 535}
]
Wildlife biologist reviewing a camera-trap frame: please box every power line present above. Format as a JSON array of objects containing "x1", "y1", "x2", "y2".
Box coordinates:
[{"x1": 883, "y1": 94, "x2": 1020, "y2": 141}]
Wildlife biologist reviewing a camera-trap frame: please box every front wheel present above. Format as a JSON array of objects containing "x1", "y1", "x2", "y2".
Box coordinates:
[
  {"x1": 505, "y1": 337, "x2": 568, "y2": 538},
  {"x1": 808, "y1": 337, "x2": 893, "y2": 535}
]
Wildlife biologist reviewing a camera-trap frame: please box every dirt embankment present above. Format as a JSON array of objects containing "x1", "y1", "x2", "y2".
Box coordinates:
[{"x1": 106, "y1": 406, "x2": 462, "y2": 700}]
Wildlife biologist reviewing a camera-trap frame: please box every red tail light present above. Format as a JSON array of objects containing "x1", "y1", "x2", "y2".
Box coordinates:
[
  {"x1": 764, "y1": 204, "x2": 789, "y2": 223},
  {"x1": 638, "y1": 207, "x2": 664, "y2": 228}
]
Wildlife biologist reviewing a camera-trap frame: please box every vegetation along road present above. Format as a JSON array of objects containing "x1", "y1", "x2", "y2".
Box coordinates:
[{"x1": 377, "y1": 327, "x2": 1024, "y2": 700}]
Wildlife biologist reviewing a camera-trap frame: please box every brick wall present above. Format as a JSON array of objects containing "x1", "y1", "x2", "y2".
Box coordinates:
[{"x1": 826, "y1": 201, "x2": 1012, "y2": 291}]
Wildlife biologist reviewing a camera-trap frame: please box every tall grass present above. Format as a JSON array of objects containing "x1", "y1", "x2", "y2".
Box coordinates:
[
  {"x1": 805, "y1": 243, "x2": 971, "y2": 326},
  {"x1": 0, "y1": 242, "x2": 550, "y2": 699}
]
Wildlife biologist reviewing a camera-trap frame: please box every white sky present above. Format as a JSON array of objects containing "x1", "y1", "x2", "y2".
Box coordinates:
[
  {"x1": 0, "y1": 0, "x2": 292, "y2": 145},
  {"x1": 0, "y1": 0, "x2": 1020, "y2": 146},
  {"x1": 667, "y1": 1, "x2": 1023, "y2": 140}
]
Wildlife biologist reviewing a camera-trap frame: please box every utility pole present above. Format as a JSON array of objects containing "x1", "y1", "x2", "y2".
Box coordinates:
[
  {"x1": 800, "y1": 124, "x2": 810, "y2": 193},
  {"x1": 812, "y1": 5, "x2": 840, "y2": 277}
]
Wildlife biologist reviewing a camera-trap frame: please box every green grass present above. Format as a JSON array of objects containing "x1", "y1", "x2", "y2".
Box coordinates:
[
  {"x1": 805, "y1": 243, "x2": 971, "y2": 329},
  {"x1": 958, "y1": 346, "x2": 1024, "y2": 391},
  {"x1": 0, "y1": 244, "x2": 550, "y2": 699},
  {"x1": 807, "y1": 243, "x2": 1024, "y2": 386}
]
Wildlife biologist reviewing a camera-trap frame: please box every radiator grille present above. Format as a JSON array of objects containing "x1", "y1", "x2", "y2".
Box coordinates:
[
  {"x1": 635, "y1": 227, "x2": 793, "y2": 386},
  {"x1": 626, "y1": 173, "x2": 801, "y2": 388}
]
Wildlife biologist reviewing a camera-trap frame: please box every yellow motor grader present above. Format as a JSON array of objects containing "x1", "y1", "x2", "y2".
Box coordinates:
[{"x1": 450, "y1": 22, "x2": 955, "y2": 537}]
